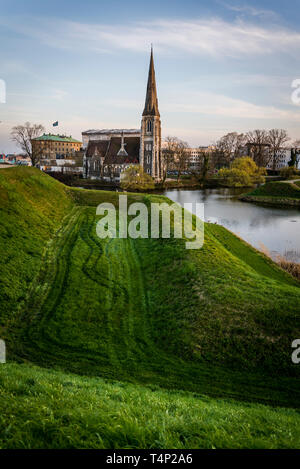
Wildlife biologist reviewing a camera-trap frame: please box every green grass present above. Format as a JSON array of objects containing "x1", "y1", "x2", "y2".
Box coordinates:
[
  {"x1": 245, "y1": 181, "x2": 300, "y2": 200},
  {"x1": 1, "y1": 167, "x2": 300, "y2": 448},
  {"x1": 1, "y1": 362, "x2": 300, "y2": 449}
]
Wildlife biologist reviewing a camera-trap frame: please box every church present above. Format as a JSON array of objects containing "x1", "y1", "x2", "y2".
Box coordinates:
[{"x1": 82, "y1": 48, "x2": 162, "y2": 181}]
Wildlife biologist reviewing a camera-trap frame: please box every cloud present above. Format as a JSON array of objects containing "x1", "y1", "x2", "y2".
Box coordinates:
[
  {"x1": 3, "y1": 15, "x2": 300, "y2": 59},
  {"x1": 161, "y1": 90, "x2": 300, "y2": 120},
  {"x1": 220, "y1": 2, "x2": 278, "y2": 20}
]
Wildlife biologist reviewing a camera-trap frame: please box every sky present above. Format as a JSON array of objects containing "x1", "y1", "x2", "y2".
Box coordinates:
[{"x1": 1, "y1": 0, "x2": 300, "y2": 152}]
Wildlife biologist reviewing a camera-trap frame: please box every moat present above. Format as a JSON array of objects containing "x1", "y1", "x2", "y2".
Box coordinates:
[{"x1": 163, "y1": 187, "x2": 300, "y2": 263}]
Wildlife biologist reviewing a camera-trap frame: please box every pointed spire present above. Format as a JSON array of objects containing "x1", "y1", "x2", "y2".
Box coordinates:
[
  {"x1": 117, "y1": 131, "x2": 128, "y2": 157},
  {"x1": 143, "y1": 46, "x2": 160, "y2": 117}
]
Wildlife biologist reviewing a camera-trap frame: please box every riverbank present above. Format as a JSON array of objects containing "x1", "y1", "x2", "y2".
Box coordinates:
[
  {"x1": 240, "y1": 195, "x2": 300, "y2": 207},
  {"x1": 240, "y1": 181, "x2": 300, "y2": 207},
  {"x1": 45, "y1": 172, "x2": 222, "y2": 191}
]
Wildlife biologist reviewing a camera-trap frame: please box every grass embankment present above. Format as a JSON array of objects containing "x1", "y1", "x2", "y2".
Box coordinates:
[
  {"x1": 1, "y1": 362, "x2": 300, "y2": 449},
  {"x1": 1, "y1": 167, "x2": 300, "y2": 448},
  {"x1": 241, "y1": 181, "x2": 300, "y2": 206}
]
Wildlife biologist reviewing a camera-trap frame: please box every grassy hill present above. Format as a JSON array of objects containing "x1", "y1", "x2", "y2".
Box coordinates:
[
  {"x1": 1, "y1": 362, "x2": 300, "y2": 449},
  {"x1": 241, "y1": 181, "x2": 300, "y2": 206},
  {"x1": 1, "y1": 167, "x2": 300, "y2": 448}
]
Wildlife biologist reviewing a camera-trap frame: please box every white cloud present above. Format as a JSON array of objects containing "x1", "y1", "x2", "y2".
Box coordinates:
[
  {"x1": 3, "y1": 15, "x2": 300, "y2": 59},
  {"x1": 220, "y1": 2, "x2": 278, "y2": 20},
  {"x1": 161, "y1": 90, "x2": 300, "y2": 120}
]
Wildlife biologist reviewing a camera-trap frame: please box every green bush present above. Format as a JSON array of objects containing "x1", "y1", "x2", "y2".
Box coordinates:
[
  {"x1": 219, "y1": 157, "x2": 266, "y2": 187},
  {"x1": 120, "y1": 165, "x2": 154, "y2": 191},
  {"x1": 280, "y1": 166, "x2": 300, "y2": 179}
]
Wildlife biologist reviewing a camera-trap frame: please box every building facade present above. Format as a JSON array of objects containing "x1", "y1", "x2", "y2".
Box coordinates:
[
  {"x1": 32, "y1": 134, "x2": 82, "y2": 157},
  {"x1": 32, "y1": 134, "x2": 83, "y2": 174},
  {"x1": 185, "y1": 146, "x2": 215, "y2": 171},
  {"x1": 83, "y1": 49, "x2": 162, "y2": 181}
]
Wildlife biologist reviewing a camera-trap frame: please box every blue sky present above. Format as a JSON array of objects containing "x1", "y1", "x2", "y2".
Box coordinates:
[{"x1": 1, "y1": 0, "x2": 300, "y2": 152}]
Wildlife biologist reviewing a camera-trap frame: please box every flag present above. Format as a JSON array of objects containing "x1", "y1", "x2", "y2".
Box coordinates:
[{"x1": 53, "y1": 121, "x2": 58, "y2": 127}]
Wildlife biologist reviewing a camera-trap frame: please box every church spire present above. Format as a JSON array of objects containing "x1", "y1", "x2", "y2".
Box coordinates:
[{"x1": 143, "y1": 46, "x2": 160, "y2": 117}]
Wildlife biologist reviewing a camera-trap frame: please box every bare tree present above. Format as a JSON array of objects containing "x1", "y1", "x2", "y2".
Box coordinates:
[
  {"x1": 292, "y1": 139, "x2": 300, "y2": 149},
  {"x1": 197, "y1": 151, "x2": 212, "y2": 184},
  {"x1": 215, "y1": 132, "x2": 246, "y2": 165},
  {"x1": 267, "y1": 129, "x2": 290, "y2": 170},
  {"x1": 173, "y1": 139, "x2": 189, "y2": 182},
  {"x1": 162, "y1": 136, "x2": 177, "y2": 183},
  {"x1": 11, "y1": 122, "x2": 45, "y2": 166},
  {"x1": 245, "y1": 130, "x2": 269, "y2": 167}
]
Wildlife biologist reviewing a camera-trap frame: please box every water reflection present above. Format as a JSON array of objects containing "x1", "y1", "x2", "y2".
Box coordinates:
[{"x1": 163, "y1": 188, "x2": 300, "y2": 263}]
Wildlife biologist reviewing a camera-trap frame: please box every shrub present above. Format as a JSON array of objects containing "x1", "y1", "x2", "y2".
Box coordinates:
[
  {"x1": 276, "y1": 255, "x2": 300, "y2": 281},
  {"x1": 219, "y1": 157, "x2": 266, "y2": 187},
  {"x1": 120, "y1": 165, "x2": 155, "y2": 191},
  {"x1": 280, "y1": 166, "x2": 300, "y2": 179}
]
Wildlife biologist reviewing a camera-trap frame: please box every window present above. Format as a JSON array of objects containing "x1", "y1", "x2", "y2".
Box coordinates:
[
  {"x1": 147, "y1": 169, "x2": 150, "y2": 174},
  {"x1": 147, "y1": 120, "x2": 152, "y2": 133},
  {"x1": 147, "y1": 155, "x2": 151, "y2": 164}
]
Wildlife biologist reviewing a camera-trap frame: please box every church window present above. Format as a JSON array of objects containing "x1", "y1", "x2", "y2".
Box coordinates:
[{"x1": 147, "y1": 120, "x2": 152, "y2": 133}]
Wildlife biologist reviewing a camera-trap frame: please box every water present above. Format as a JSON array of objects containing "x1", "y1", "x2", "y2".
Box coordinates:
[{"x1": 163, "y1": 188, "x2": 300, "y2": 263}]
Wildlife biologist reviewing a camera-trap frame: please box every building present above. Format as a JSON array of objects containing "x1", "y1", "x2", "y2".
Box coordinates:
[
  {"x1": 266, "y1": 148, "x2": 296, "y2": 171},
  {"x1": 82, "y1": 129, "x2": 140, "y2": 149},
  {"x1": 185, "y1": 146, "x2": 215, "y2": 171},
  {"x1": 83, "y1": 131, "x2": 140, "y2": 180},
  {"x1": 83, "y1": 48, "x2": 162, "y2": 181},
  {"x1": 32, "y1": 134, "x2": 82, "y2": 157},
  {"x1": 32, "y1": 134, "x2": 83, "y2": 174}
]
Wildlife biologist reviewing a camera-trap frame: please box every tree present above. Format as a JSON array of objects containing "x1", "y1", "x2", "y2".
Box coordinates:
[
  {"x1": 190, "y1": 150, "x2": 213, "y2": 185},
  {"x1": 267, "y1": 129, "x2": 290, "y2": 171},
  {"x1": 10, "y1": 122, "x2": 45, "y2": 166},
  {"x1": 219, "y1": 157, "x2": 266, "y2": 187},
  {"x1": 120, "y1": 165, "x2": 154, "y2": 191},
  {"x1": 245, "y1": 130, "x2": 269, "y2": 167},
  {"x1": 162, "y1": 136, "x2": 177, "y2": 184},
  {"x1": 289, "y1": 148, "x2": 300, "y2": 168},
  {"x1": 215, "y1": 132, "x2": 246, "y2": 165},
  {"x1": 172, "y1": 139, "x2": 189, "y2": 182}
]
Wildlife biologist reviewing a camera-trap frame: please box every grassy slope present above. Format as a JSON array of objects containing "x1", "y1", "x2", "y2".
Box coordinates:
[
  {"x1": 245, "y1": 181, "x2": 300, "y2": 200},
  {"x1": 1, "y1": 362, "x2": 300, "y2": 449},
  {"x1": 1, "y1": 167, "x2": 300, "y2": 447},
  {"x1": 0, "y1": 168, "x2": 73, "y2": 326}
]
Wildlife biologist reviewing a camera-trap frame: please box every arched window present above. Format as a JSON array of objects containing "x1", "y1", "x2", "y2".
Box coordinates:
[{"x1": 147, "y1": 120, "x2": 152, "y2": 133}]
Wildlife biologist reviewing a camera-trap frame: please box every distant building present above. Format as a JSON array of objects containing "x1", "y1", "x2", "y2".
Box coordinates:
[
  {"x1": 185, "y1": 146, "x2": 215, "y2": 171},
  {"x1": 32, "y1": 133, "x2": 82, "y2": 157},
  {"x1": 32, "y1": 134, "x2": 83, "y2": 174},
  {"x1": 83, "y1": 48, "x2": 162, "y2": 181},
  {"x1": 83, "y1": 130, "x2": 140, "y2": 181},
  {"x1": 266, "y1": 148, "x2": 295, "y2": 171},
  {"x1": 82, "y1": 129, "x2": 140, "y2": 149}
]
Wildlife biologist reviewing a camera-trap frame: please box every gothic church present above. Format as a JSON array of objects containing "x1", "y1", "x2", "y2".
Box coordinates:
[{"x1": 83, "y1": 48, "x2": 162, "y2": 181}]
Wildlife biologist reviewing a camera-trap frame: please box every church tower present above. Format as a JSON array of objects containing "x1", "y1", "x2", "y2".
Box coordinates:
[{"x1": 140, "y1": 47, "x2": 162, "y2": 180}]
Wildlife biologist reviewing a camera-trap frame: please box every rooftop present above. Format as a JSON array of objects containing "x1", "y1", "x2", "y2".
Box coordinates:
[
  {"x1": 32, "y1": 134, "x2": 82, "y2": 143},
  {"x1": 82, "y1": 129, "x2": 140, "y2": 135}
]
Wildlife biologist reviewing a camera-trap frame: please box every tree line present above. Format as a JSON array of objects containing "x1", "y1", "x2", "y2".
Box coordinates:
[{"x1": 162, "y1": 129, "x2": 300, "y2": 184}]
